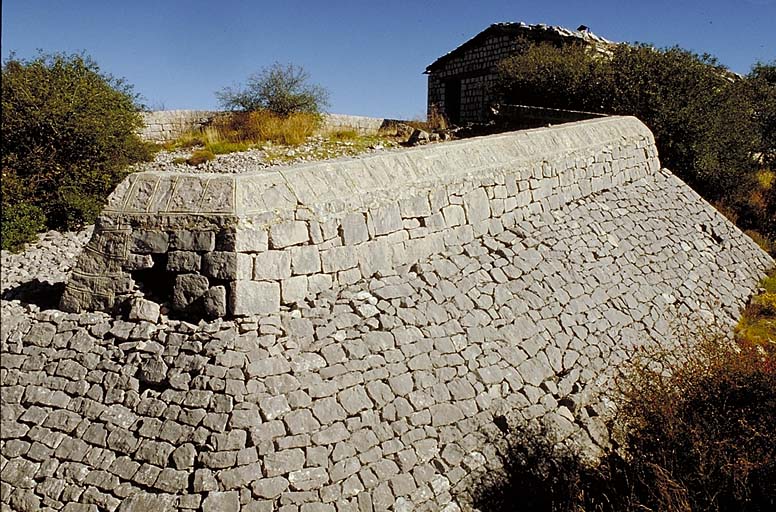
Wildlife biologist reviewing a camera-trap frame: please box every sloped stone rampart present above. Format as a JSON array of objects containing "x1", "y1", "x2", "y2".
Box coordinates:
[
  {"x1": 62, "y1": 116, "x2": 663, "y2": 318},
  {"x1": 2, "y1": 117, "x2": 772, "y2": 511}
]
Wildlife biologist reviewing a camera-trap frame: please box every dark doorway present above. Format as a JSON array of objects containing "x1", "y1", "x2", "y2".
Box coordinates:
[{"x1": 444, "y1": 79, "x2": 461, "y2": 125}]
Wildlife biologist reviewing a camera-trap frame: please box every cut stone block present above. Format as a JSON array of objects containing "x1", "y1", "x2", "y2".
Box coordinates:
[
  {"x1": 131, "y1": 230, "x2": 169, "y2": 254},
  {"x1": 254, "y1": 251, "x2": 292, "y2": 280},
  {"x1": 367, "y1": 203, "x2": 403, "y2": 237},
  {"x1": 290, "y1": 245, "x2": 322, "y2": 275},
  {"x1": 203, "y1": 286, "x2": 227, "y2": 319},
  {"x1": 321, "y1": 246, "x2": 358, "y2": 273},
  {"x1": 234, "y1": 228, "x2": 269, "y2": 252},
  {"x1": 342, "y1": 213, "x2": 369, "y2": 245},
  {"x1": 167, "y1": 251, "x2": 201, "y2": 272},
  {"x1": 270, "y1": 221, "x2": 308, "y2": 248},
  {"x1": 282, "y1": 276, "x2": 309, "y2": 304},
  {"x1": 171, "y1": 230, "x2": 215, "y2": 252},
  {"x1": 230, "y1": 281, "x2": 280, "y2": 316},
  {"x1": 172, "y1": 274, "x2": 210, "y2": 311}
]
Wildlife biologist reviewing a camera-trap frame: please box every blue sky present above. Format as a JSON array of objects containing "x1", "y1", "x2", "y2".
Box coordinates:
[{"x1": 3, "y1": 1, "x2": 775, "y2": 119}]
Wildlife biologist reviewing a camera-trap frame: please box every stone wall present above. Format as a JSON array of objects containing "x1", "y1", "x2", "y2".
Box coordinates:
[
  {"x1": 64, "y1": 117, "x2": 662, "y2": 317},
  {"x1": 2, "y1": 117, "x2": 772, "y2": 511},
  {"x1": 427, "y1": 32, "x2": 523, "y2": 124},
  {"x1": 139, "y1": 112, "x2": 392, "y2": 142},
  {"x1": 140, "y1": 111, "x2": 219, "y2": 142}
]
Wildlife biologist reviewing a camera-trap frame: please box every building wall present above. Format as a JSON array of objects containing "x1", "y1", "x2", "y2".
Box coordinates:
[{"x1": 427, "y1": 34, "x2": 525, "y2": 124}]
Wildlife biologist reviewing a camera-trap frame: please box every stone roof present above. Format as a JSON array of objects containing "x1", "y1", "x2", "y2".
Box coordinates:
[{"x1": 425, "y1": 21, "x2": 615, "y2": 73}]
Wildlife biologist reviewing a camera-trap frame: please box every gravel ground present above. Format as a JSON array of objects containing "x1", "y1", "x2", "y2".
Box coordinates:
[{"x1": 131, "y1": 135, "x2": 400, "y2": 174}]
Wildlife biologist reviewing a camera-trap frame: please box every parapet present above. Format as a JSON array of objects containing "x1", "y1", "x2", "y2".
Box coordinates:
[{"x1": 61, "y1": 116, "x2": 660, "y2": 317}]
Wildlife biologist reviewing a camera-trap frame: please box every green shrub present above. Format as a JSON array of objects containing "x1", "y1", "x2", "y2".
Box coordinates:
[
  {"x1": 216, "y1": 62, "x2": 329, "y2": 116},
  {"x1": 497, "y1": 43, "x2": 759, "y2": 202},
  {"x1": 748, "y1": 62, "x2": 776, "y2": 169},
  {"x1": 1, "y1": 51, "x2": 155, "y2": 243},
  {"x1": 1, "y1": 203, "x2": 46, "y2": 252},
  {"x1": 474, "y1": 333, "x2": 776, "y2": 512}
]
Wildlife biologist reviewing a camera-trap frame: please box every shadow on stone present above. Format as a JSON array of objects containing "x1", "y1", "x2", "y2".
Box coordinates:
[{"x1": 1, "y1": 280, "x2": 65, "y2": 309}]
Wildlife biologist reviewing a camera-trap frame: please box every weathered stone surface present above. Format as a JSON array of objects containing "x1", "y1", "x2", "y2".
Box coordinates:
[
  {"x1": 172, "y1": 274, "x2": 210, "y2": 311},
  {"x1": 342, "y1": 213, "x2": 369, "y2": 245},
  {"x1": 254, "y1": 251, "x2": 291, "y2": 280},
  {"x1": 230, "y1": 281, "x2": 280, "y2": 316},
  {"x1": 202, "y1": 491, "x2": 239, "y2": 512},
  {"x1": 10, "y1": 116, "x2": 771, "y2": 512},
  {"x1": 270, "y1": 221, "x2": 308, "y2": 248},
  {"x1": 128, "y1": 298, "x2": 160, "y2": 323},
  {"x1": 171, "y1": 230, "x2": 215, "y2": 252},
  {"x1": 203, "y1": 286, "x2": 227, "y2": 319}
]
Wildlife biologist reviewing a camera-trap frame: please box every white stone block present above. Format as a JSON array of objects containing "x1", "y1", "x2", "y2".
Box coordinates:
[
  {"x1": 270, "y1": 221, "x2": 309, "y2": 248},
  {"x1": 230, "y1": 281, "x2": 280, "y2": 316}
]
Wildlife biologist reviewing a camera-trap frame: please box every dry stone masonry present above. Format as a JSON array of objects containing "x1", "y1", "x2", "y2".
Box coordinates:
[
  {"x1": 2, "y1": 116, "x2": 773, "y2": 511},
  {"x1": 62, "y1": 117, "x2": 665, "y2": 320},
  {"x1": 139, "y1": 111, "x2": 392, "y2": 143}
]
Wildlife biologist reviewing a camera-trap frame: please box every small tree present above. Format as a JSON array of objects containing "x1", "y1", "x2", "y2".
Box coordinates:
[
  {"x1": 216, "y1": 62, "x2": 329, "y2": 116},
  {"x1": 748, "y1": 61, "x2": 776, "y2": 169},
  {"x1": 1, "y1": 51, "x2": 153, "y2": 250}
]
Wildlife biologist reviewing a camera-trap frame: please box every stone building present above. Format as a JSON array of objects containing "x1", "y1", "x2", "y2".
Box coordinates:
[{"x1": 425, "y1": 22, "x2": 613, "y2": 124}]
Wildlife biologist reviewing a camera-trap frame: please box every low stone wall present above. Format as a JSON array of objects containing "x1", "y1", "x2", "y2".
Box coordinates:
[
  {"x1": 321, "y1": 114, "x2": 391, "y2": 135},
  {"x1": 139, "y1": 111, "x2": 393, "y2": 142},
  {"x1": 140, "y1": 111, "x2": 219, "y2": 142},
  {"x1": 3, "y1": 117, "x2": 771, "y2": 511}
]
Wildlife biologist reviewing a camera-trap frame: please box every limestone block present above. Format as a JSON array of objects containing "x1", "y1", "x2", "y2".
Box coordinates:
[
  {"x1": 123, "y1": 253, "x2": 154, "y2": 271},
  {"x1": 399, "y1": 196, "x2": 432, "y2": 218},
  {"x1": 367, "y1": 203, "x2": 403, "y2": 237},
  {"x1": 202, "y1": 491, "x2": 239, "y2": 512},
  {"x1": 128, "y1": 298, "x2": 160, "y2": 323},
  {"x1": 442, "y1": 205, "x2": 466, "y2": 227},
  {"x1": 171, "y1": 230, "x2": 215, "y2": 252},
  {"x1": 234, "y1": 228, "x2": 269, "y2": 252},
  {"x1": 167, "y1": 251, "x2": 201, "y2": 272},
  {"x1": 357, "y1": 241, "x2": 393, "y2": 278},
  {"x1": 321, "y1": 246, "x2": 358, "y2": 273},
  {"x1": 463, "y1": 188, "x2": 491, "y2": 223},
  {"x1": 202, "y1": 252, "x2": 252, "y2": 280},
  {"x1": 203, "y1": 286, "x2": 227, "y2": 318},
  {"x1": 270, "y1": 221, "x2": 309, "y2": 248},
  {"x1": 172, "y1": 274, "x2": 210, "y2": 311},
  {"x1": 131, "y1": 230, "x2": 169, "y2": 254},
  {"x1": 342, "y1": 213, "x2": 369, "y2": 245},
  {"x1": 282, "y1": 276, "x2": 309, "y2": 304},
  {"x1": 230, "y1": 281, "x2": 280, "y2": 316},
  {"x1": 290, "y1": 245, "x2": 322, "y2": 274},
  {"x1": 254, "y1": 251, "x2": 292, "y2": 280}
]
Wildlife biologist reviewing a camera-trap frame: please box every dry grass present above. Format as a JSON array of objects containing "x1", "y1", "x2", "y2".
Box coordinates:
[
  {"x1": 737, "y1": 270, "x2": 776, "y2": 355},
  {"x1": 474, "y1": 326, "x2": 776, "y2": 512}
]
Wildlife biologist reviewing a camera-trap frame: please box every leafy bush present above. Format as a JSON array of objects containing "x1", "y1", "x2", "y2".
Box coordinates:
[
  {"x1": 748, "y1": 62, "x2": 776, "y2": 169},
  {"x1": 497, "y1": 43, "x2": 760, "y2": 202},
  {"x1": 474, "y1": 332, "x2": 776, "y2": 512},
  {"x1": 1, "y1": 52, "x2": 154, "y2": 249},
  {"x1": 0, "y1": 203, "x2": 46, "y2": 252},
  {"x1": 216, "y1": 62, "x2": 329, "y2": 116}
]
